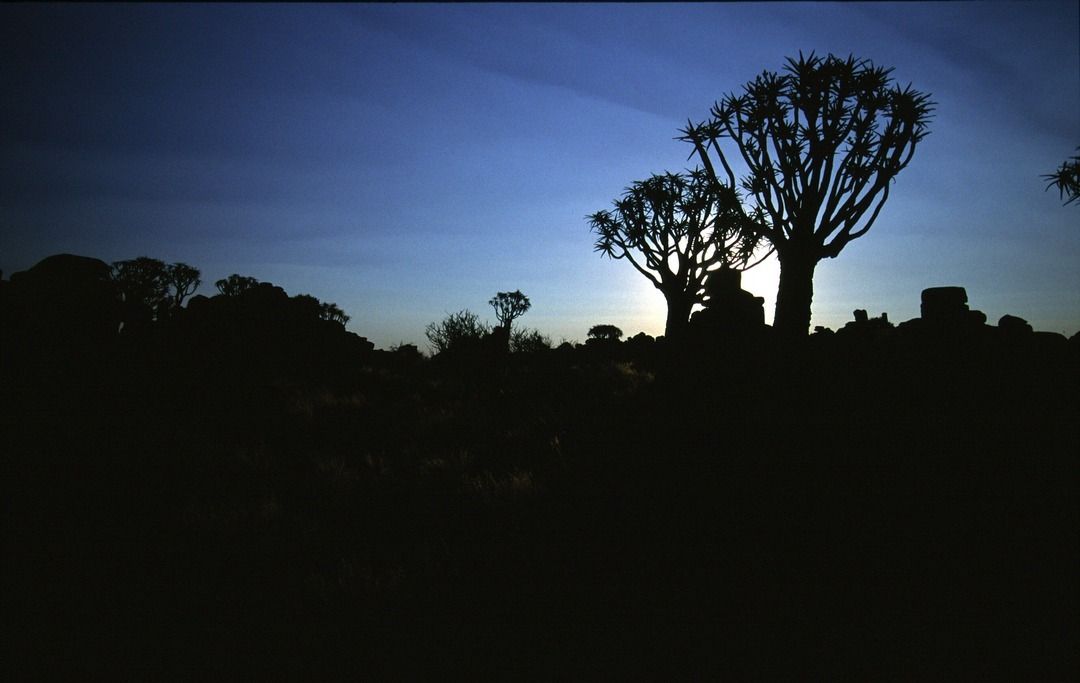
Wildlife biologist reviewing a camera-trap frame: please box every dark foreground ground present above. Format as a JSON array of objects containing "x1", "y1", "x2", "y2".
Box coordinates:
[{"x1": 2, "y1": 331, "x2": 1077, "y2": 680}]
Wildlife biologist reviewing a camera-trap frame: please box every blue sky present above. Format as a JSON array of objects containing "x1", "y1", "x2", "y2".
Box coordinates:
[{"x1": 2, "y1": 2, "x2": 1078, "y2": 348}]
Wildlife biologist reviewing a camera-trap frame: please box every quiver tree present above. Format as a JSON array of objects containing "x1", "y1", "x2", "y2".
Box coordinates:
[
  {"x1": 165, "y1": 263, "x2": 200, "y2": 309},
  {"x1": 215, "y1": 274, "x2": 260, "y2": 297},
  {"x1": 681, "y1": 52, "x2": 933, "y2": 336},
  {"x1": 588, "y1": 169, "x2": 767, "y2": 338},
  {"x1": 112, "y1": 257, "x2": 201, "y2": 319},
  {"x1": 488, "y1": 290, "x2": 531, "y2": 331},
  {"x1": 1044, "y1": 147, "x2": 1080, "y2": 206},
  {"x1": 112, "y1": 257, "x2": 170, "y2": 316},
  {"x1": 588, "y1": 324, "x2": 624, "y2": 342},
  {"x1": 319, "y1": 301, "x2": 350, "y2": 326}
]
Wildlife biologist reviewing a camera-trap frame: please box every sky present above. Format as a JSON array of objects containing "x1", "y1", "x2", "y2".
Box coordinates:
[{"x1": 2, "y1": 2, "x2": 1078, "y2": 349}]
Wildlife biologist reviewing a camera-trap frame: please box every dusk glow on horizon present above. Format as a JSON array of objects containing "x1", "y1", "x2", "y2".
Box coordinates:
[{"x1": 3, "y1": 2, "x2": 1078, "y2": 349}]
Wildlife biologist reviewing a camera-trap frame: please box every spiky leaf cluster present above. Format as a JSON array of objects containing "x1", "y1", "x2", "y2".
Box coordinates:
[
  {"x1": 215, "y1": 274, "x2": 260, "y2": 297},
  {"x1": 489, "y1": 290, "x2": 531, "y2": 329},
  {"x1": 112, "y1": 257, "x2": 201, "y2": 315},
  {"x1": 587, "y1": 169, "x2": 766, "y2": 304},
  {"x1": 1044, "y1": 147, "x2": 1080, "y2": 206},
  {"x1": 681, "y1": 52, "x2": 934, "y2": 258}
]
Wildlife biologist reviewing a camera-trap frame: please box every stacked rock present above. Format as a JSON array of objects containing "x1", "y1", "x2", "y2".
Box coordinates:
[
  {"x1": 920, "y1": 286, "x2": 987, "y2": 326},
  {"x1": 691, "y1": 268, "x2": 766, "y2": 331}
]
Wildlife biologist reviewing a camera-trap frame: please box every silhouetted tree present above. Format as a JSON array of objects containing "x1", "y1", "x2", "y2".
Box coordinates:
[
  {"x1": 215, "y1": 274, "x2": 259, "y2": 297},
  {"x1": 112, "y1": 257, "x2": 201, "y2": 318},
  {"x1": 681, "y1": 53, "x2": 933, "y2": 336},
  {"x1": 588, "y1": 324, "x2": 624, "y2": 342},
  {"x1": 165, "y1": 263, "x2": 201, "y2": 309},
  {"x1": 425, "y1": 309, "x2": 491, "y2": 355},
  {"x1": 510, "y1": 327, "x2": 552, "y2": 353},
  {"x1": 489, "y1": 290, "x2": 531, "y2": 331},
  {"x1": 112, "y1": 257, "x2": 170, "y2": 317},
  {"x1": 320, "y1": 301, "x2": 350, "y2": 326},
  {"x1": 588, "y1": 169, "x2": 767, "y2": 338},
  {"x1": 1044, "y1": 147, "x2": 1080, "y2": 206}
]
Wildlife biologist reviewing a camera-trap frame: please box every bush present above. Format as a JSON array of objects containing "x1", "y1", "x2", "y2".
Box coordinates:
[
  {"x1": 425, "y1": 309, "x2": 491, "y2": 355},
  {"x1": 510, "y1": 327, "x2": 552, "y2": 353}
]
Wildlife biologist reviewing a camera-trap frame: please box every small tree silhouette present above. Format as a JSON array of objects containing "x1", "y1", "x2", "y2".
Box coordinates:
[
  {"x1": 112, "y1": 257, "x2": 170, "y2": 315},
  {"x1": 488, "y1": 290, "x2": 531, "y2": 331},
  {"x1": 165, "y1": 263, "x2": 201, "y2": 309},
  {"x1": 319, "y1": 302, "x2": 350, "y2": 326},
  {"x1": 112, "y1": 258, "x2": 203, "y2": 319},
  {"x1": 1044, "y1": 147, "x2": 1080, "y2": 206},
  {"x1": 588, "y1": 169, "x2": 767, "y2": 338},
  {"x1": 215, "y1": 274, "x2": 259, "y2": 297},
  {"x1": 587, "y1": 324, "x2": 624, "y2": 342},
  {"x1": 682, "y1": 52, "x2": 933, "y2": 336}
]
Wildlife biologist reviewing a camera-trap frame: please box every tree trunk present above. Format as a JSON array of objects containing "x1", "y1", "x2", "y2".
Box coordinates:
[
  {"x1": 773, "y1": 251, "x2": 818, "y2": 337},
  {"x1": 663, "y1": 292, "x2": 694, "y2": 339}
]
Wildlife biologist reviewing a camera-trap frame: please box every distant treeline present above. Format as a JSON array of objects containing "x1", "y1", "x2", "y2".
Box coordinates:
[{"x1": 2, "y1": 252, "x2": 1078, "y2": 392}]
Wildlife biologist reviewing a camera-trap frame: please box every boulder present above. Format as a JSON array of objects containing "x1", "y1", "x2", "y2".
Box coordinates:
[
  {"x1": 691, "y1": 268, "x2": 765, "y2": 332},
  {"x1": 998, "y1": 314, "x2": 1033, "y2": 335},
  {"x1": 921, "y1": 286, "x2": 968, "y2": 321}
]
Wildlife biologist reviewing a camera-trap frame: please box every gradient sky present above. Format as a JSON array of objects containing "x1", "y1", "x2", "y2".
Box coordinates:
[{"x1": 3, "y1": 2, "x2": 1078, "y2": 349}]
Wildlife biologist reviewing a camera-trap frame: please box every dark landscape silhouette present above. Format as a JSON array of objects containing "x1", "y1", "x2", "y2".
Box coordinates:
[
  {"x1": 2, "y1": 249, "x2": 1077, "y2": 679},
  {"x1": 2, "y1": 49, "x2": 1078, "y2": 679}
]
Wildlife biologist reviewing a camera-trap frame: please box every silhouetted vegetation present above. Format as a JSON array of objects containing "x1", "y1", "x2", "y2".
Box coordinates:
[
  {"x1": 112, "y1": 256, "x2": 201, "y2": 320},
  {"x1": 589, "y1": 169, "x2": 767, "y2": 338},
  {"x1": 2, "y1": 53, "x2": 1076, "y2": 680},
  {"x1": 2, "y1": 251, "x2": 1078, "y2": 678},
  {"x1": 3, "y1": 252, "x2": 1076, "y2": 679},
  {"x1": 682, "y1": 52, "x2": 934, "y2": 336},
  {"x1": 510, "y1": 326, "x2": 552, "y2": 353},
  {"x1": 489, "y1": 289, "x2": 531, "y2": 329},
  {"x1": 215, "y1": 273, "x2": 260, "y2": 296},
  {"x1": 424, "y1": 308, "x2": 491, "y2": 355},
  {"x1": 588, "y1": 323, "x2": 624, "y2": 342},
  {"x1": 1045, "y1": 146, "x2": 1080, "y2": 206}
]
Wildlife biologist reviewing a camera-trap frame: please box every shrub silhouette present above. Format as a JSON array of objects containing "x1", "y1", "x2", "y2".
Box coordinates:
[
  {"x1": 589, "y1": 169, "x2": 766, "y2": 338},
  {"x1": 425, "y1": 309, "x2": 491, "y2": 355},
  {"x1": 510, "y1": 326, "x2": 552, "y2": 353},
  {"x1": 682, "y1": 52, "x2": 934, "y2": 336}
]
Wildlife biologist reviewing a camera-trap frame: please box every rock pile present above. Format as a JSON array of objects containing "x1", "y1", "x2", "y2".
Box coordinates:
[{"x1": 689, "y1": 268, "x2": 765, "y2": 333}]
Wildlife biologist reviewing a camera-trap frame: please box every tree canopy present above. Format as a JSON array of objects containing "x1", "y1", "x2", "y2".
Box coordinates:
[
  {"x1": 489, "y1": 290, "x2": 531, "y2": 330},
  {"x1": 112, "y1": 257, "x2": 202, "y2": 318},
  {"x1": 587, "y1": 324, "x2": 624, "y2": 342},
  {"x1": 165, "y1": 263, "x2": 201, "y2": 310},
  {"x1": 319, "y1": 301, "x2": 350, "y2": 326},
  {"x1": 1044, "y1": 147, "x2": 1080, "y2": 206},
  {"x1": 588, "y1": 169, "x2": 767, "y2": 337},
  {"x1": 215, "y1": 274, "x2": 260, "y2": 297},
  {"x1": 681, "y1": 52, "x2": 933, "y2": 335}
]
